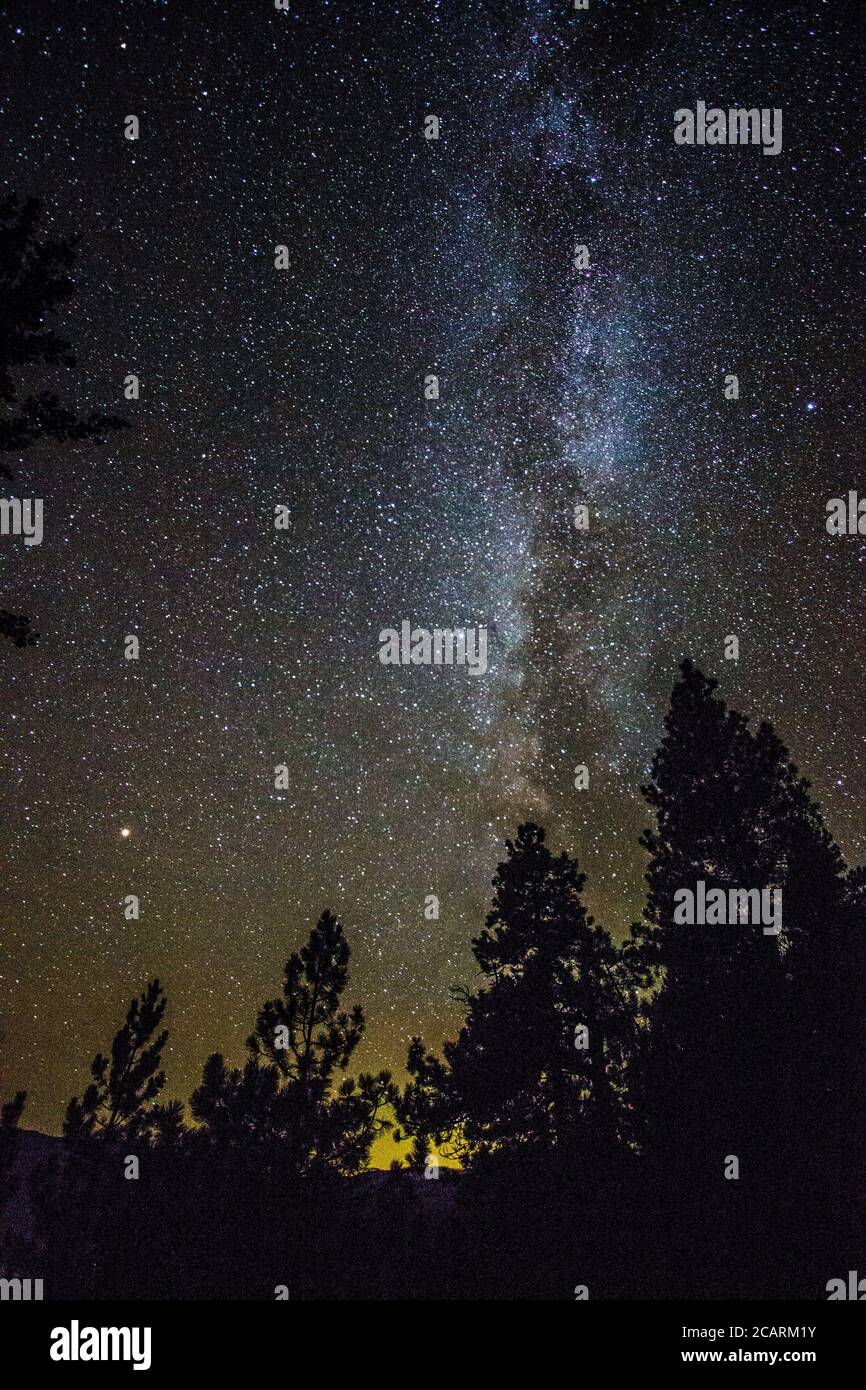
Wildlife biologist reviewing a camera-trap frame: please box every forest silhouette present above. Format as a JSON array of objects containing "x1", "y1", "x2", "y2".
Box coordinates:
[
  {"x1": 0, "y1": 196, "x2": 862, "y2": 1300},
  {"x1": 2, "y1": 660, "x2": 864, "y2": 1300}
]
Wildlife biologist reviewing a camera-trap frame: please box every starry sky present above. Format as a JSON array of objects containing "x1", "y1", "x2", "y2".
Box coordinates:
[{"x1": 1, "y1": 0, "x2": 864, "y2": 1153}]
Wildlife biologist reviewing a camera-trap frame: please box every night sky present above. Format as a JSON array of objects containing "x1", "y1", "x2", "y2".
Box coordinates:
[{"x1": 1, "y1": 0, "x2": 864, "y2": 1154}]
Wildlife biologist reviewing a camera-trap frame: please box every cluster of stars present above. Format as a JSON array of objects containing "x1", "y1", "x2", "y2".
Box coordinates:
[{"x1": 0, "y1": 1, "x2": 863, "y2": 1146}]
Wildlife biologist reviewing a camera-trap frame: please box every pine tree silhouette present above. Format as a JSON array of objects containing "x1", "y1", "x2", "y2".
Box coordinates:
[
  {"x1": 631, "y1": 661, "x2": 858, "y2": 1294},
  {"x1": 64, "y1": 979, "x2": 168, "y2": 1141},
  {"x1": 633, "y1": 663, "x2": 782, "y2": 1181},
  {"x1": 192, "y1": 911, "x2": 396, "y2": 1176},
  {"x1": 8, "y1": 983, "x2": 171, "y2": 1297},
  {"x1": 401, "y1": 824, "x2": 637, "y2": 1166},
  {"x1": 0, "y1": 194, "x2": 126, "y2": 646},
  {"x1": 778, "y1": 780, "x2": 865, "y2": 1211}
]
